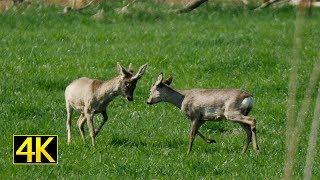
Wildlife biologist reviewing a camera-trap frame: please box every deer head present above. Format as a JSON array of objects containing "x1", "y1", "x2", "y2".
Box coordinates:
[
  {"x1": 117, "y1": 63, "x2": 147, "y2": 101},
  {"x1": 147, "y1": 72, "x2": 173, "y2": 104}
]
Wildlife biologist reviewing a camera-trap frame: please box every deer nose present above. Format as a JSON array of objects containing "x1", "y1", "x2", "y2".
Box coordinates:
[
  {"x1": 127, "y1": 96, "x2": 133, "y2": 101},
  {"x1": 147, "y1": 101, "x2": 152, "y2": 105}
]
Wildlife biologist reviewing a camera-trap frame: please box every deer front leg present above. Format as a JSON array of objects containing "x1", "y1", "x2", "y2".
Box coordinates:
[
  {"x1": 188, "y1": 119, "x2": 201, "y2": 154},
  {"x1": 77, "y1": 113, "x2": 86, "y2": 141},
  {"x1": 66, "y1": 104, "x2": 73, "y2": 145},
  {"x1": 95, "y1": 111, "x2": 108, "y2": 136},
  {"x1": 85, "y1": 110, "x2": 95, "y2": 146}
]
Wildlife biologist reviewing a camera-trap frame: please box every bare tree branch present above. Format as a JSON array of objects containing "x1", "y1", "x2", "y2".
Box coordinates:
[
  {"x1": 254, "y1": 0, "x2": 283, "y2": 11},
  {"x1": 254, "y1": 0, "x2": 319, "y2": 10},
  {"x1": 63, "y1": 0, "x2": 95, "y2": 13},
  {"x1": 76, "y1": 0, "x2": 95, "y2": 10},
  {"x1": 175, "y1": 0, "x2": 208, "y2": 13},
  {"x1": 240, "y1": 0, "x2": 249, "y2": 5},
  {"x1": 116, "y1": 0, "x2": 137, "y2": 14}
]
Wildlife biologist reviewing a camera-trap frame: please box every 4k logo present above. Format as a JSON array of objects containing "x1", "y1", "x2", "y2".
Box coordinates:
[{"x1": 13, "y1": 135, "x2": 58, "y2": 164}]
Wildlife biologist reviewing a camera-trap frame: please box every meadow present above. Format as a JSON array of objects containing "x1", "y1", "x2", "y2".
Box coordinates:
[{"x1": 1, "y1": 1, "x2": 320, "y2": 178}]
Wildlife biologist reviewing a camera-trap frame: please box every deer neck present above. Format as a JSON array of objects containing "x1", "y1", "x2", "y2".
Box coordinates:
[
  {"x1": 99, "y1": 76, "x2": 122, "y2": 100},
  {"x1": 162, "y1": 86, "x2": 185, "y2": 109}
]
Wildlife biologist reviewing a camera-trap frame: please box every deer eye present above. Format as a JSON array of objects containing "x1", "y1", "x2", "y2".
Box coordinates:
[{"x1": 125, "y1": 83, "x2": 130, "y2": 88}]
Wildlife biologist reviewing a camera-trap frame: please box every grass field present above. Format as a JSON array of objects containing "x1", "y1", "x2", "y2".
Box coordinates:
[{"x1": 1, "y1": 1, "x2": 320, "y2": 179}]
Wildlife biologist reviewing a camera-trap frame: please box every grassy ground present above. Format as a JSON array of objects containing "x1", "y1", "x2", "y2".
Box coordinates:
[{"x1": 1, "y1": 1, "x2": 320, "y2": 179}]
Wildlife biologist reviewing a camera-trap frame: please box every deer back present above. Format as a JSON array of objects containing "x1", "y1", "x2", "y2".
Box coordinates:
[{"x1": 181, "y1": 89, "x2": 253, "y2": 120}]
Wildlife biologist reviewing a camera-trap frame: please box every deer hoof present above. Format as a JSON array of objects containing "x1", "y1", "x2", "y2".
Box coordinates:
[{"x1": 207, "y1": 139, "x2": 217, "y2": 144}]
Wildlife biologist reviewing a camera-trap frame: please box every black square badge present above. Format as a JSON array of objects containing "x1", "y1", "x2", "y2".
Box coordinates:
[{"x1": 13, "y1": 135, "x2": 58, "y2": 164}]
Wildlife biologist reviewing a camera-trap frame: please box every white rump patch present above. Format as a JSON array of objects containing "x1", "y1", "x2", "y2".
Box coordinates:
[{"x1": 241, "y1": 96, "x2": 254, "y2": 109}]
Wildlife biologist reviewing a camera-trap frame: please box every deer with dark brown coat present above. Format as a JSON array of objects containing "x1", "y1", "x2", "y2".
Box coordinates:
[
  {"x1": 65, "y1": 63, "x2": 147, "y2": 146},
  {"x1": 147, "y1": 73, "x2": 259, "y2": 154}
]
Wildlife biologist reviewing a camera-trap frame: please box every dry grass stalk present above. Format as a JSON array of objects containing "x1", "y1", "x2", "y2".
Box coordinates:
[
  {"x1": 284, "y1": 0, "x2": 320, "y2": 179},
  {"x1": 284, "y1": 0, "x2": 305, "y2": 179},
  {"x1": 303, "y1": 81, "x2": 320, "y2": 180},
  {"x1": 285, "y1": 49, "x2": 320, "y2": 179}
]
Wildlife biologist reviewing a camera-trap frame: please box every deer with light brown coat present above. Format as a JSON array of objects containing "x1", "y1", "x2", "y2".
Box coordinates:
[
  {"x1": 65, "y1": 63, "x2": 147, "y2": 146},
  {"x1": 147, "y1": 73, "x2": 259, "y2": 154}
]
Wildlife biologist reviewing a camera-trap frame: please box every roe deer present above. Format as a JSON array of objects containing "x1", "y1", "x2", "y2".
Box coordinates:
[
  {"x1": 65, "y1": 63, "x2": 147, "y2": 146},
  {"x1": 147, "y1": 73, "x2": 259, "y2": 154}
]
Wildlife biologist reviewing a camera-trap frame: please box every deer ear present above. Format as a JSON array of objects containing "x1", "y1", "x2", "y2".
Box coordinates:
[
  {"x1": 163, "y1": 76, "x2": 173, "y2": 85},
  {"x1": 128, "y1": 63, "x2": 134, "y2": 73},
  {"x1": 132, "y1": 63, "x2": 147, "y2": 80},
  {"x1": 155, "y1": 72, "x2": 163, "y2": 85},
  {"x1": 117, "y1": 62, "x2": 131, "y2": 77}
]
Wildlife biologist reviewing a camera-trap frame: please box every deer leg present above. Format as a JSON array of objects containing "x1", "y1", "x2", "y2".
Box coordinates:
[
  {"x1": 239, "y1": 123, "x2": 252, "y2": 153},
  {"x1": 227, "y1": 114, "x2": 255, "y2": 127},
  {"x1": 66, "y1": 103, "x2": 73, "y2": 145},
  {"x1": 197, "y1": 131, "x2": 216, "y2": 144},
  {"x1": 251, "y1": 121, "x2": 260, "y2": 153},
  {"x1": 227, "y1": 114, "x2": 259, "y2": 153},
  {"x1": 196, "y1": 120, "x2": 216, "y2": 144},
  {"x1": 95, "y1": 111, "x2": 108, "y2": 136},
  {"x1": 85, "y1": 110, "x2": 95, "y2": 146},
  {"x1": 188, "y1": 119, "x2": 201, "y2": 154},
  {"x1": 77, "y1": 113, "x2": 86, "y2": 141}
]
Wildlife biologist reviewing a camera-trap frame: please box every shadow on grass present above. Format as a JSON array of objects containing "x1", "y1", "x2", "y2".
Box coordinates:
[
  {"x1": 150, "y1": 139, "x2": 186, "y2": 149},
  {"x1": 110, "y1": 137, "x2": 147, "y2": 147},
  {"x1": 109, "y1": 137, "x2": 185, "y2": 149},
  {"x1": 201, "y1": 125, "x2": 232, "y2": 134}
]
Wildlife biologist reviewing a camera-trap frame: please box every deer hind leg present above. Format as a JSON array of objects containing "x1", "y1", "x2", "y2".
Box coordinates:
[
  {"x1": 239, "y1": 123, "x2": 252, "y2": 153},
  {"x1": 66, "y1": 103, "x2": 73, "y2": 145},
  {"x1": 77, "y1": 113, "x2": 86, "y2": 141},
  {"x1": 195, "y1": 121, "x2": 216, "y2": 144},
  {"x1": 197, "y1": 131, "x2": 216, "y2": 144},
  {"x1": 251, "y1": 120, "x2": 259, "y2": 153},
  {"x1": 94, "y1": 110, "x2": 108, "y2": 136},
  {"x1": 227, "y1": 114, "x2": 259, "y2": 153}
]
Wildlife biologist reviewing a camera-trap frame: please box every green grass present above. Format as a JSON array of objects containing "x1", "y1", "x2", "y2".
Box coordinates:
[{"x1": 1, "y1": 1, "x2": 320, "y2": 179}]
